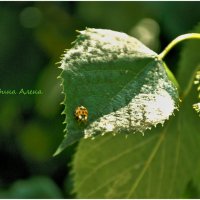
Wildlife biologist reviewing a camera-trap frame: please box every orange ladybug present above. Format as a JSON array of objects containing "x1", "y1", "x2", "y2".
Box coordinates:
[{"x1": 75, "y1": 106, "x2": 88, "y2": 123}]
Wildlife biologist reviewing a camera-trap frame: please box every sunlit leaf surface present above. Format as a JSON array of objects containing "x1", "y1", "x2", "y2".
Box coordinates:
[
  {"x1": 72, "y1": 26, "x2": 200, "y2": 198},
  {"x1": 55, "y1": 28, "x2": 179, "y2": 155}
]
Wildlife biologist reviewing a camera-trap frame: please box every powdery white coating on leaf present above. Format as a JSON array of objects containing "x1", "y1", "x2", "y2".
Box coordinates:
[
  {"x1": 84, "y1": 92, "x2": 175, "y2": 138},
  {"x1": 84, "y1": 62, "x2": 178, "y2": 138},
  {"x1": 60, "y1": 28, "x2": 157, "y2": 70}
]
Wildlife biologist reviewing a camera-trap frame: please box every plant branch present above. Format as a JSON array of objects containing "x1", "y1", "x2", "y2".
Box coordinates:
[{"x1": 158, "y1": 33, "x2": 200, "y2": 60}]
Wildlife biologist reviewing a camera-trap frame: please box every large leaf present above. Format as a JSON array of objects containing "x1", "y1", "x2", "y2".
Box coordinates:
[
  {"x1": 72, "y1": 26, "x2": 200, "y2": 198},
  {"x1": 72, "y1": 92, "x2": 200, "y2": 198},
  {"x1": 55, "y1": 28, "x2": 179, "y2": 155}
]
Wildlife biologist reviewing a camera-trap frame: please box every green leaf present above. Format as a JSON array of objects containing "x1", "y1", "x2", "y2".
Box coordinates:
[
  {"x1": 72, "y1": 89, "x2": 200, "y2": 198},
  {"x1": 72, "y1": 26, "x2": 200, "y2": 198},
  {"x1": 55, "y1": 28, "x2": 179, "y2": 155}
]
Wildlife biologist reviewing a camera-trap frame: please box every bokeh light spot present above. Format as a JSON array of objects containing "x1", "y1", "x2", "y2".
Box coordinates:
[
  {"x1": 130, "y1": 18, "x2": 160, "y2": 51},
  {"x1": 20, "y1": 7, "x2": 42, "y2": 28}
]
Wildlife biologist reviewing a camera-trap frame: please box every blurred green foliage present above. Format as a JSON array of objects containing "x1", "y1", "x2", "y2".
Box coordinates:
[{"x1": 0, "y1": 1, "x2": 199, "y2": 198}]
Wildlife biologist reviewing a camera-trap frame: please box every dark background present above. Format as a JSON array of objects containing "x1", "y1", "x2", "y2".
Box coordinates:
[{"x1": 0, "y1": 1, "x2": 199, "y2": 198}]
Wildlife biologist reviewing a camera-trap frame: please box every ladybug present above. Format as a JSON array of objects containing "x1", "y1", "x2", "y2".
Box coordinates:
[{"x1": 74, "y1": 106, "x2": 88, "y2": 123}]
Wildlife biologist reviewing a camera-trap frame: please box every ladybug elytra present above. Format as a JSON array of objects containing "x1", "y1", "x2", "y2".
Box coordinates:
[{"x1": 75, "y1": 106, "x2": 88, "y2": 123}]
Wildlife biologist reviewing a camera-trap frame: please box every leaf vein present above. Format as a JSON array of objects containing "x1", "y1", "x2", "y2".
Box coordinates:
[{"x1": 76, "y1": 134, "x2": 158, "y2": 190}]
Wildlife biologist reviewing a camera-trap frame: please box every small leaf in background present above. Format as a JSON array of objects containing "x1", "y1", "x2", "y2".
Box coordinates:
[
  {"x1": 55, "y1": 28, "x2": 179, "y2": 155},
  {"x1": 193, "y1": 103, "x2": 200, "y2": 116},
  {"x1": 0, "y1": 176, "x2": 63, "y2": 198},
  {"x1": 193, "y1": 70, "x2": 200, "y2": 116},
  {"x1": 17, "y1": 122, "x2": 53, "y2": 162}
]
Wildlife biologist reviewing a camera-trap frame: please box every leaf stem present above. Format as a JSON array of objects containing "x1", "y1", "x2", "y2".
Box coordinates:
[{"x1": 158, "y1": 33, "x2": 200, "y2": 60}]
